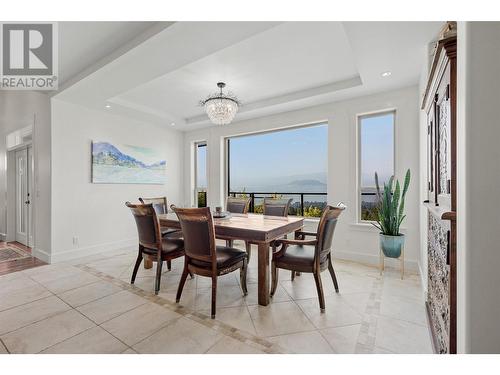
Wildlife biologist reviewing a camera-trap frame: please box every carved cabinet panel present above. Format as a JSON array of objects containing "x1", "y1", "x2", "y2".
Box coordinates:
[
  {"x1": 421, "y1": 26, "x2": 456, "y2": 354},
  {"x1": 437, "y1": 66, "x2": 452, "y2": 201},
  {"x1": 427, "y1": 214, "x2": 450, "y2": 353}
]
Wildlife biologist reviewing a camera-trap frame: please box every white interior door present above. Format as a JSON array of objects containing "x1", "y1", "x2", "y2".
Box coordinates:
[
  {"x1": 27, "y1": 146, "x2": 34, "y2": 247},
  {"x1": 15, "y1": 147, "x2": 30, "y2": 246}
]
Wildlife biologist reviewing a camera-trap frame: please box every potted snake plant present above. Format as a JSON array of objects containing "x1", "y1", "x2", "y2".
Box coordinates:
[{"x1": 372, "y1": 169, "x2": 411, "y2": 258}]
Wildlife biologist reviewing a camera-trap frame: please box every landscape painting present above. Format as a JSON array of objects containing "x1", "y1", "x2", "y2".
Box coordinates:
[{"x1": 91, "y1": 141, "x2": 166, "y2": 184}]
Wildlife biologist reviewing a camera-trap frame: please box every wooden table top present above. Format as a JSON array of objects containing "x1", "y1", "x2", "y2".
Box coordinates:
[{"x1": 158, "y1": 213, "x2": 304, "y2": 243}]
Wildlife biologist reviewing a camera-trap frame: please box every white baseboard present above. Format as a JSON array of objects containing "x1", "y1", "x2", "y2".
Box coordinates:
[
  {"x1": 32, "y1": 247, "x2": 51, "y2": 263},
  {"x1": 418, "y1": 262, "x2": 428, "y2": 300},
  {"x1": 333, "y1": 249, "x2": 419, "y2": 273},
  {"x1": 49, "y1": 238, "x2": 137, "y2": 264}
]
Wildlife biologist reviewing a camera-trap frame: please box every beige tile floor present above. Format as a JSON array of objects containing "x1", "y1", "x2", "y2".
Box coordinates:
[{"x1": 0, "y1": 243, "x2": 433, "y2": 354}]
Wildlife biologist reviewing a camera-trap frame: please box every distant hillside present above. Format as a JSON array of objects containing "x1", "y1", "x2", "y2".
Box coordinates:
[{"x1": 288, "y1": 179, "x2": 327, "y2": 187}]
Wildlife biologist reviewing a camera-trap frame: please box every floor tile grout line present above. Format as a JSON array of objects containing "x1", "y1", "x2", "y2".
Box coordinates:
[
  {"x1": 35, "y1": 324, "x2": 97, "y2": 354},
  {"x1": 79, "y1": 298, "x2": 149, "y2": 326},
  {"x1": 0, "y1": 307, "x2": 78, "y2": 350},
  {"x1": 24, "y1": 271, "x2": 104, "y2": 296},
  {"x1": 127, "y1": 315, "x2": 184, "y2": 352},
  {"x1": 289, "y1": 289, "x2": 340, "y2": 353},
  {"x1": 316, "y1": 328, "x2": 337, "y2": 354},
  {"x1": 30, "y1": 291, "x2": 108, "y2": 353},
  {"x1": 0, "y1": 337, "x2": 10, "y2": 354},
  {"x1": 0, "y1": 290, "x2": 54, "y2": 314},
  {"x1": 77, "y1": 264, "x2": 285, "y2": 354},
  {"x1": 96, "y1": 321, "x2": 141, "y2": 352},
  {"x1": 377, "y1": 312, "x2": 429, "y2": 328},
  {"x1": 244, "y1": 300, "x2": 260, "y2": 337},
  {"x1": 32, "y1": 273, "x2": 145, "y2": 327},
  {"x1": 0, "y1": 278, "x2": 76, "y2": 337},
  {"x1": 203, "y1": 336, "x2": 224, "y2": 354},
  {"x1": 70, "y1": 288, "x2": 138, "y2": 314}
]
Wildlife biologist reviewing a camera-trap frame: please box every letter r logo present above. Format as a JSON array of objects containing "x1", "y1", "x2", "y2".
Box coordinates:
[{"x1": 2, "y1": 23, "x2": 53, "y2": 75}]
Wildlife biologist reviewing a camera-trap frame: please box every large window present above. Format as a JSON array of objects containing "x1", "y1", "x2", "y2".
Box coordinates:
[
  {"x1": 195, "y1": 142, "x2": 207, "y2": 207},
  {"x1": 358, "y1": 111, "x2": 395, "y2": 221},
  {"x1": 227, "y1": 124, "x2": 327, "y2": 217}
]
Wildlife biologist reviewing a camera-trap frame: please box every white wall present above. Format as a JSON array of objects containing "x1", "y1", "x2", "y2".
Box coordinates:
[
  {"x1": 183, "y1": 86, "x2": 421, "y2": 271},
  {"x1": 50, "y1": 99, "x2": 184, "y2": 263},
  {"x1": 457, "y1": 22, "x2": 500, "y2": 354},
  {"x1": 418, "y1": 45, "x2": 432, "y2": 294},
  {"x1": 0, "y1": 91, "x2": 51, "y2": 257}
]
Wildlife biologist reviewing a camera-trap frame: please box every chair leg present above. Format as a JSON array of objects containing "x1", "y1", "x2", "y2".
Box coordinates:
[
  {"x1": 270, "y1": 263, "x2": 279, "y2": 297},
  {"x1": 131, "y1": 248, "x2": 143, "y2": 284},
  {"x1": 313, "y1": 272, "x2": 326, "y2": 312},
  {"x1": 245, "y1": 241, "x2": 252, "y2": 262},
  {"x1": 155, "y1": 258, "x2": 163, "y2": 295},
  {"x1": 167, "y1": 260, "x2": 172, "y2": 271},
  {"x1": 211, "y1": 276, "x2": 217, "y2": 319},
  {"x1": 176, "y1": 265, "x2": 189, "y2": 303},
  {"x1": 291, "y1": 270, "x2": 295, "y2": 281},
  {"x1": 240, "y1": 259, "x2": 248, "y2": 296},
  {"x1": 226, "y1": 239, "x2": 233, "y2": 247},
  {"x1": 328, "y1": 254, "x2": 339, "y2": 293}
]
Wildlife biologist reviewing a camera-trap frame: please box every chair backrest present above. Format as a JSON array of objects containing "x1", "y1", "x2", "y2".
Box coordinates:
[
  {"x1": 226, "y1": 196, "x2": 251, "y2": 214},
  {"x1": 315, "y1": 204, "x2": 345, "y2": 265},
  {"x1": 139, "y1": 197, "x2": 168, "y2": 215},
  {"x1": 171, "y1": 206, "x2": 216, "y2": 265},
  {"x1": 263, "y1": 198, "x2": 292, "y2": 217},
  {"x1": 125, "y1": 202, "x2": 161, "y2": 249}
]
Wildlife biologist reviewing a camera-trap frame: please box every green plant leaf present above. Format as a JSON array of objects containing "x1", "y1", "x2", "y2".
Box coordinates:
[
  {"x1": 374, "y1": 170, "x2": 411, "y2": 236},
  {"x1": 375, "y1": 172, "x2": 382, "y2": 201},
  {"x1": 402, "y1": 169, "x2": 411, "y2": 198}
]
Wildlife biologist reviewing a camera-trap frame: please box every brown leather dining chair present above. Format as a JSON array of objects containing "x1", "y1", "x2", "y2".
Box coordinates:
[
  {"x1": 226, "y1": 196, "x2": 251, "y2": 215},
  {"x1": 245, "y1": 197, "x2": 294, "y2": 261},
  {"x1": 271, "y1": 204, "x2": 345, "y2": 312},
  {"x1": 171, "y1": 206, "x2": 248, "y2": 319},
  {"x1": 126, "y1": 202, "x2": 185, "y2": 295},
  {"x1": 263, "y1": 197, "x2": 293, "y2": 217},
  {"x1": 139, "y1": 197, "x2": 182, "y2": 270},
  {"x1": 225, "y1": 196, "x2": 252, "y2": 259}
]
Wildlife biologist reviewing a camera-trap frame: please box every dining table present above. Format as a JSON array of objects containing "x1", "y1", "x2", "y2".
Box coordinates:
[{"x1": 157, "y1": 212, "x2": 304, "y2": 306}]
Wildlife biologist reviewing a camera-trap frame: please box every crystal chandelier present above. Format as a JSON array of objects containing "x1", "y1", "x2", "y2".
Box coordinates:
[{"x1": 200, "y1": 82, "x2": 240, "y2": 125}]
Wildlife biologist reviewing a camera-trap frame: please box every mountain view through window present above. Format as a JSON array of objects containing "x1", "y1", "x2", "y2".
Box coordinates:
[{"x1": 228, "y1": 124, "x2": 328, "y2": 217}]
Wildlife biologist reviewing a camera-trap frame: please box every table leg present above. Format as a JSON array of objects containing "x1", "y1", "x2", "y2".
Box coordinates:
[{"x1": 257, "y1": 242, "x2": 270, "y2": 306}]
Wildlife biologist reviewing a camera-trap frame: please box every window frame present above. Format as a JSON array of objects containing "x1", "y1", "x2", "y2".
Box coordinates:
[
  {"x1": 194, "y1": 141, "x2": 207, "y2": 207},
  {"x1": 356, "y1": 109, "x2": 396, "y2": 223},
  {"x1": 224, "y1": 121, "x2": 328, "y2": 216}
]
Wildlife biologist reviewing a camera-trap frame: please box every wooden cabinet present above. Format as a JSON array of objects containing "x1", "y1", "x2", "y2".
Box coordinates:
[{"x1": 421, "y1": 22, "x2": 457, "y2": 354}]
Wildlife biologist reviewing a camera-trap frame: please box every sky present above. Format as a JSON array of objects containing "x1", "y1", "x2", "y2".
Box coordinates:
[
  {"x1": 120, "y1": 143, "x2": 165, "y2": 165},
  {"x1": 196, "y1": 143, "x2": 207, "y2": 188},
  {"x1": 360, "y1": 113, "x2": 394, "y2": 187},
  {"x1": 228, "y1": 124, "x2": 328, "y2": 189},
  {"x1": 196, "y1": 115, "x2": 394, "y2": 190}
]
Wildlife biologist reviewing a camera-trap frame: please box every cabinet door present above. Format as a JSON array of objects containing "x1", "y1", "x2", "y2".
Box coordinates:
[
  {"x1": 427, "y1": 108, "x2": 435, "y2": 203},
  {"x1": 436, "y1": 65, "x2": 452, "y2": 207}
]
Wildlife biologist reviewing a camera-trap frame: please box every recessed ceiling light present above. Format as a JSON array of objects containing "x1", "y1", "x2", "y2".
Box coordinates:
[
  {"x1": 170, "y1": 122, "x2": 175, "y2": 126},
  {"x1": 105, "y1": 104, "x2": 111, "y2": 109},
  {"x1": 381, "y1": 71, "x2": 392, "y2": 77}
]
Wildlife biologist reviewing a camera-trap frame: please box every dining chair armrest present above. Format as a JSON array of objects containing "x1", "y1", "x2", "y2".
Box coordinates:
[
  {"x1": 295, "y1": 230, "x2": 318, "y2": 239},
  {"x1": 272, "y1": 238, "x2": 317, "y2": 258}
]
